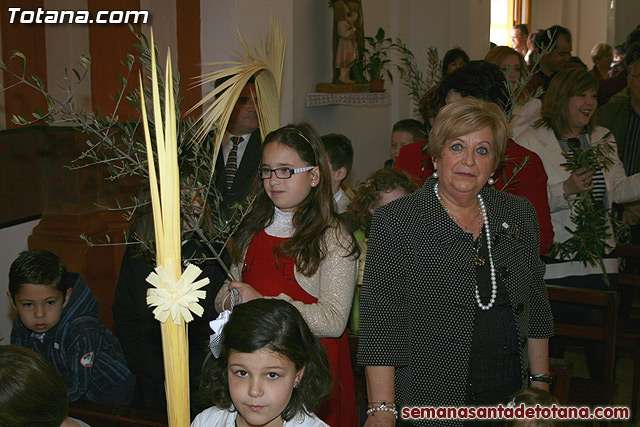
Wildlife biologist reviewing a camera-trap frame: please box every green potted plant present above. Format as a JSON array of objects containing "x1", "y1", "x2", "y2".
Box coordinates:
[{"x1": 352, "y1": 27, "x2": 395, "y2": 92}]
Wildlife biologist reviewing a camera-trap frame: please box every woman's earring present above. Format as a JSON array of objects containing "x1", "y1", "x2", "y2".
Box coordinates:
[
  {"x1": 433, "y1": 170, "x2": 438, "y2": 178},
  {"x1": 293, "y1": 381, "x2": 299, "y2": 388},
  {"x1": 487, "y1": 176, "x2": 495, "y2": 185}
]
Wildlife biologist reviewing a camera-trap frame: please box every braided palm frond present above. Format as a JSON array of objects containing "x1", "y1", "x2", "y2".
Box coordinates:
[{"x1": 188, "y1": 17, "x2": 285, "y2": 169}]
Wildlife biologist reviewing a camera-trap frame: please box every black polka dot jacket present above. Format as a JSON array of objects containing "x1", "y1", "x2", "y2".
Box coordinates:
[{"x1": 357, "y1": 178, "x2": 554, "y2": 423}]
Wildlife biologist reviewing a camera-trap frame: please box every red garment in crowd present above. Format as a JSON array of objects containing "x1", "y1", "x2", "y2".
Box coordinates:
[
  {"x1": 395, "y1": 138, "x2": 554, "y2": 254},
  {"x1": 242, "y1": 230, "x2": 357, "y2": 427}
]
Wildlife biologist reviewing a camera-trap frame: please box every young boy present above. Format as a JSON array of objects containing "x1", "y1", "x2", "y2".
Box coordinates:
[
  {"x1": 385, "y1": 119, "x2": 425, "y2": 168},
  {"x1": 7, "y1": 249, "x2": 135, "y2": 405},
  {"x1": 321, "y1": 133, "x2": 354, "y2": 214}
]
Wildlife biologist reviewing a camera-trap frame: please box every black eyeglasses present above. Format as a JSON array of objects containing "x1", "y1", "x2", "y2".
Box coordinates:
[{"x1": 257, "y1": 166, "x2": 316, "y2": 179}]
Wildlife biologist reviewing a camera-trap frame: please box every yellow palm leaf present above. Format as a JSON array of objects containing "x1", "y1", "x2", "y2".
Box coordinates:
[
  {"x1": 140, "y1": 30, "x2": 209, "y2": 426},
  {"x1": 188, "y1": 17, "x2": 285, "y2": 169}
]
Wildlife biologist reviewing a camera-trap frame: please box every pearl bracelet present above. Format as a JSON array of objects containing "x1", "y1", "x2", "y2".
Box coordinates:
[{"x1": 366, "y1": 401, "x2": 398, "y2": 417}]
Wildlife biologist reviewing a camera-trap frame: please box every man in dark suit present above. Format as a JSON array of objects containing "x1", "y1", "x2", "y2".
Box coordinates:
[
  {"x1": 598, "y1": 44, "x2": 640, "y2": 231},
  {"x1": 214, "y1": 78, "x2": 262, "y2": 220}
]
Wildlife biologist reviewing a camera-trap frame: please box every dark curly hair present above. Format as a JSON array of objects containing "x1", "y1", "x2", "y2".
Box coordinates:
[
  {"x1": 535, "y1": 25, "x2": 572, "y2": 53},
  {"x1": 439, "y1": 60, "x2": 511, "y2": 115},
  {"x1": 198, "y1": 299, "x2": 332, "y2": 420},
  {"x1": 442, "y1": 47, "x2": 470, "y2": 79},
  {"x1": 347, "y1": 168, "x2": 416, "y2": 236},
  {"x1": 230, "y1": 123, "x2": 359, "y2": 276}
]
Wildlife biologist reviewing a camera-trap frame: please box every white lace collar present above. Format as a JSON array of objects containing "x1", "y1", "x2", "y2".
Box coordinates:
[{"x1": 265, "y1": 207, "x2": 295, "y2": 238}]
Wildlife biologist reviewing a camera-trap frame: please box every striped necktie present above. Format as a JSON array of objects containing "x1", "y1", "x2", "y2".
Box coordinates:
[{"x1": 225, "y1": 136, "x2": 243, "y2": 190}]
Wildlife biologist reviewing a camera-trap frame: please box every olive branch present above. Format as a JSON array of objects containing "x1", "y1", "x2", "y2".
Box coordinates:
[
  {"x1": 549, "y1": 132, "x2": 618, "y2": 286},
  {"x1": 497, "y1": 155, "x2": 530, "y2": 194},
  {"x1": 0, "y1": 27, "x2": 250, "y2": 279},
  {"x1": 393, "y1": 41, "x2": 440, "y2": 115}
]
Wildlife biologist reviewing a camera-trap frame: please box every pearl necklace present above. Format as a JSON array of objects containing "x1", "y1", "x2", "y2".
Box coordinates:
[{"x1": 434, "y1": 182, "x2": 497, "y2": 310}]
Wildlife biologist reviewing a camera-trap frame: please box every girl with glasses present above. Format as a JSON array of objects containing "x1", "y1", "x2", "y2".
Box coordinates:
[{"x1": 214, "y1": 123, "x2": 360, "y2": 427}]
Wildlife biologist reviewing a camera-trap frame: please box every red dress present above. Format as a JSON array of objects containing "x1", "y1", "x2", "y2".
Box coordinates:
[{"x1": 242, "y1": 230, "x2": 357, "y2": 427}]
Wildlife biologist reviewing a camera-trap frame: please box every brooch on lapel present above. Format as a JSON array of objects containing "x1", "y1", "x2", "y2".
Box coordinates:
[{"x1": 497, "y1": 222, "x2": 522, "y2": 243}]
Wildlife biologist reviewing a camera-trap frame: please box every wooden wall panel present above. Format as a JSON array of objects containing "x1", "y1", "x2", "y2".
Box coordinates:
[
  {"x1": 0, "y1": 126, "x2": 140, "y2": 226},
  {"x1": 87, "y1": 0, "x2": 141, "y2": 121},
  {"x1": 0, "y1": 126, "x2": 75, "y2": 226},
  {"x1": 176, "y1": 0, "x2": 201, "y2": 119}
]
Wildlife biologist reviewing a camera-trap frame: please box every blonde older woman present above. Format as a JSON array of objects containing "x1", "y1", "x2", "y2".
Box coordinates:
[{"x1": 359, "y1": 97, "x2": 553, "y2": 426}]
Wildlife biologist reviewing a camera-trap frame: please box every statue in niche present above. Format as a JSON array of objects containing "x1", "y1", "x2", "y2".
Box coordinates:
[{"x1": 331, "y1": 0, "x2": 363, "y2": 84}]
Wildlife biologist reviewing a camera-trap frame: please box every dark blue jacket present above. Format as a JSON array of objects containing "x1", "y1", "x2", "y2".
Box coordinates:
[{"x1": 11, "y1": 272, "x2": 133, "y2": 403}]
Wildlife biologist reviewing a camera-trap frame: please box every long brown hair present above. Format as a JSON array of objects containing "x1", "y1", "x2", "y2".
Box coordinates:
[
  {"x1": 231, "y1": 123, "x2": 358, "y2": 276},
  {"x1": 535, "y1": 68, "x2": 598, "y2": 137},
  {"x1": 484, "y1": 46, "x2": 529, "y2": 102}
]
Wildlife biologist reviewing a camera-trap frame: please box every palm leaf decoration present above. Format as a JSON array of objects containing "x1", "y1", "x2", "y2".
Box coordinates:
[
  {"x1": 139, "y1": 30, "x2": 210, "y2": 426},
  {"x1": 188, "y1": 17, "x2": 285, "y2": 167}
]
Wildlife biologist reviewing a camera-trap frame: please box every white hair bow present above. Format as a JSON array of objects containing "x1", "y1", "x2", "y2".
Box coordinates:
[{"x1": 208, "y1": 288, "x2": 241, "y2": 358}]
